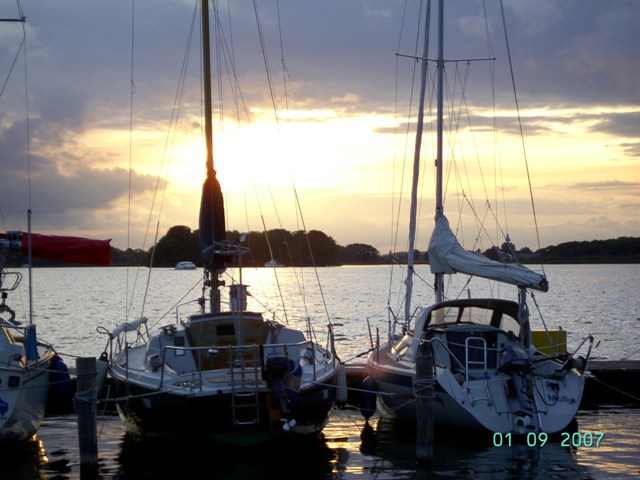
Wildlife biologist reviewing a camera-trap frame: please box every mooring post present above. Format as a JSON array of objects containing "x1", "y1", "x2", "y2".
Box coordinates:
[
  {"x1": 415, "y1": 333, "x2": 434, "y2": 465},
  {"x1": 75, "y1": 356, "x2": 98, "y2": 476}
]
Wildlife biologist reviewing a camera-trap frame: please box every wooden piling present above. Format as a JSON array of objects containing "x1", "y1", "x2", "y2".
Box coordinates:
[
  {"x1": 415, "y1": 334, "x2": 434, "y2": 466},
  {"x1": 75, "y1": 357, "x2": 98, "y2": 476}
]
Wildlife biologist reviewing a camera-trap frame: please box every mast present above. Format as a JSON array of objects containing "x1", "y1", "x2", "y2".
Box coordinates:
[
  {"x1": 434, "y1": 0, "x2": 445, "y2": 303},
  {"x1": 404, "y1": 0, "x2": 431, "y2": 324},
  {"x1": 202, "y1": 0, "x2": 213, "y2": 177},
  {"x1": 201, "y1": 0, "x2": 221, "y2": 313}
]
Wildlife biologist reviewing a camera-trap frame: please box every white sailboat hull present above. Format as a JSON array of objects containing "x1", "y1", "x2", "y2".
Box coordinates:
[
  {"x1": 369, "y1": 352, "x2": 584, "y2": 433},
  {"x1": 0, "y1": 355, "x2": 54, "y2": 443},
  {"x1": 368, "y1": 298, "x2": 588, "y2": 434}
]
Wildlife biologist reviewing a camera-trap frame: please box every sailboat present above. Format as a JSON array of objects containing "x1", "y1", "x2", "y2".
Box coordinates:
[
  {"x1": 103, "y1": 1, "x2": 341, "y2": 445},
  {"x1": 0, "y1": 230, "x2": 110, "y2": 442},
  {"x1": 1, "y1": 13, "x2": 111, "y2": 443},
  {"x1": 366, "y1": 1, "x2": 593, "y2": 434},
  {"x1": 0, "y1": 237, "x2": 55, "y2": 443}
]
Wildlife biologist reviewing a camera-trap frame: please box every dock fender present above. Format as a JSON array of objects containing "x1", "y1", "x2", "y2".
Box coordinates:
[
  {"x1": 360, "y1": 376, "x2": 377, "y2": 419},
  {"x1": 49, "y1": 354, "x2": 73, "y2": 403},
  {"x1": 335, "y1": 364, "x2": 348, "y2": 406},
  {"x1": 96, "y1": 351, "x2": 109, "y2": 397}
]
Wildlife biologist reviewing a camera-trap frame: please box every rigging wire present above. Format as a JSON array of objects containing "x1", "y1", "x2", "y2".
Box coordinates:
[
  {"x1": 126, "y1": 0, "x2": 136, "y2": 322},
  {"x1": 499, "y1": 0, "x2": 545, "y2": 268},
  {"x1": 0, "y1": 2, "x2": 29, "y2": 319},
  {"x1": 247, "y1": 1, "x2": 333, "y2": 332},
  {"x1": 129, "y1": 2, "x2": 199, "y2": 319}
]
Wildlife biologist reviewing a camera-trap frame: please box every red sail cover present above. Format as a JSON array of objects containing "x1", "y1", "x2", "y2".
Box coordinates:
[{"x1": 21, "y1": 233, "x2": 111, "y2": 266}]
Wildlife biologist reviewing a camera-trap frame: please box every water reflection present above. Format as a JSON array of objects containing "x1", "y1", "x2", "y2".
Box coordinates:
[
  {"x1": 1, "y1": 409, "x2": 638, "y2": 478},
  {"x1": 334, "y1": 414, "x2": 593, "y2": 480},
  {"x1": 0, "y1": 436, "x2": 49, "y2": 479},
  {"x1": 115, "y1": 430, "x2": 336, "y2": 480}
]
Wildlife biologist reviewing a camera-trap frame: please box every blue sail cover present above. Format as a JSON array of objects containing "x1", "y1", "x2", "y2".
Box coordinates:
[{"x1": 199, "y1": 167, "x2": 227, "y2": 269}]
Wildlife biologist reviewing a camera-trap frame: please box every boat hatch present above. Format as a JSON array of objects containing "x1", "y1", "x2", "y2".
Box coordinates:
[
  {"x1": 187, "y1": 312, "x2": 266, "y2": 369},
  {"x1": 446, "y1": 330, "x2": 498, "y2": 373}
]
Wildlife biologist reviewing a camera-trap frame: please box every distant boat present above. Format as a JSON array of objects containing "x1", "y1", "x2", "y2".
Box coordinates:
[
  {"x1": 175, "y1": 261, "x2": 197, "y2": 270},
  {"x1": 102, "y1": 1, "x2": 341, "y2": 446},
  {"x1": 366, "y1": 0, "x2": 593, "y2": 435},
  {"x1": 264, "y1": 259, "x2": 285, "y2": 268}
]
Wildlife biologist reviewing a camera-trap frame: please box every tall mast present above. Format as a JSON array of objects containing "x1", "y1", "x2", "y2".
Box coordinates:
[
  {"x1": 434, "y1": 0, "x2": 445, "y2": 303},
  {"x1": 404, "y1": 0, "x2": 431, "y2": 324},
  {"x1": 201, "y1": 0, "x2": 220, "y2": 313},
  {"x1": 202, "y1": 0, "x2": 214, "y2": 178}
]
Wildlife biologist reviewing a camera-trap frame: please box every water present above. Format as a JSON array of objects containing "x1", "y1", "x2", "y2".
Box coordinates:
[
  {"x1": 15, "y1": 264, "x2": 640, "y2": 362},
  {"x1": 2, "y1": 408, "x2": 639, "y2": 479},
  {"x1": 2, "y1": 264, "x2": 639, "y2": 478}
]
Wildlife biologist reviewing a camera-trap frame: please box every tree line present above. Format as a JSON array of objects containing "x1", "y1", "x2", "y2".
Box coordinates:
[
  {"x1": 110, "y1": 225, "x2": 382, "y2": 268},
  {"x1": 108, "y1": 225, "x2": 640, "y2": 268}
]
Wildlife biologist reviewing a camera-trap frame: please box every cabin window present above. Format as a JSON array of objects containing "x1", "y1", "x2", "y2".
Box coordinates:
[
  {"x1": 431, "y1": 307, "x2": 459, "y2": 325},
  {"x1": 217, "y1": 324, "x2": 235, "y2": 336},
  {"x1": 460, "y1": 307, "x2": 493, "y2": 325},
  {"x1": 499, "y1": 315, "x2": 520, "y2": 337}
]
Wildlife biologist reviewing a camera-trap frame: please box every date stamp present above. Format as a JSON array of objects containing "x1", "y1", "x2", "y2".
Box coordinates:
[{"x1": 493, "y1": 431, "x2": 605, "y2": 447}]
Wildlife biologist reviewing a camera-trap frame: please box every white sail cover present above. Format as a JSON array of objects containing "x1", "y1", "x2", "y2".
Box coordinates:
[{"x1": 428, "y1": 216, "x2": 549, "y2": 292}]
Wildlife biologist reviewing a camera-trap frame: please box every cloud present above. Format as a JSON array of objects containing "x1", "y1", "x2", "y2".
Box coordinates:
[
  {"x1": 568, "y1": 180, "x2": 640, "y2": 192},
  {"x1": 589, "y1": 111, "x2": 640, "y2": 138},
  {"x1": 0, "y1": 82, "x2": 155, "y2": 235},
  {"x1": 2, "y1": 0, "x2": 638, "y2": 251}
]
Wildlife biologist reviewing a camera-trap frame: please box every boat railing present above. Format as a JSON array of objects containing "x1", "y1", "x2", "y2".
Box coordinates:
[
  {"x1": 429, "y1": 336, "x2": 466, "y2": 374},
  {"x1": 0, "y1": 271, "x2": 22, "y2": 292},
  {"x1": 429, "y1": 336, "x2": 499, "y2": 378},
  {"x1": 98, "y1": 317, "x2": 150, "y2": 364},
  {"x1": 561, "y1": 334, "x2": 594, "y2": 373},
  {"x1": 153, "y1": 339, "x2": 323, "y2": 391}
]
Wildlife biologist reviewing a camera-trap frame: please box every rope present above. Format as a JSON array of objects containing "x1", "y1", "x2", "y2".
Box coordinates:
[
  {"x1": 587, "y1": 374, "x2": 640, "y2": 404},
  {"x1": 413, "y1": 378, "x2": 436, "y2": 399}
]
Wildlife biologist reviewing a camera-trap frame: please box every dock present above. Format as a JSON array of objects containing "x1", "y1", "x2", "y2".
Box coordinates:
[{"x1": 581, "y1": 360, "x2": 640, "y2": 407}]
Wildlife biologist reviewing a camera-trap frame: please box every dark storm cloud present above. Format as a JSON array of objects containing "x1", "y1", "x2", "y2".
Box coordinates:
[
  {"x1": 0, "y1": 66, "x2": 155, "y2": 231},
  {"x1": 2, "y1": 0, "x2": 638, "y2": 246}
]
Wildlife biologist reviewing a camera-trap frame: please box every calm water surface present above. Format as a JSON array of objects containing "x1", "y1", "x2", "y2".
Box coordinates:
[
  {"x1": 1, "y1": 408, "x2": 638, "y2": 479},
  {"x1": 1, "y1": 264, "x2": 638, "y2": 478},
  {"x1": 14, "y1": 264, "x2": 640, "y2": 361}
]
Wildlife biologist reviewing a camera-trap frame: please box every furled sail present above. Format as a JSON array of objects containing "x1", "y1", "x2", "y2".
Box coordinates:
[
  {"x1": 199, "y1": 166, "x2": 227, "y2": 269},
  {"x1": 20, "y1": 233, "x2": 111, "y2": 265},
  {"x1": 428, "y1": 215, "x2": 548, "y2": 292}
]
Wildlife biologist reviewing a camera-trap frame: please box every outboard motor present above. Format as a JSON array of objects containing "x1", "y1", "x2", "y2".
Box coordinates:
[
  {"x1": 266, "y1": 352, "x2": 299, "y2": 431},
  {"x1": 266, "y1": 352, "x2": 290, "y2": 412},
  {"x1": 499, "y1": 345, "x2": 535, "y2": 425}
]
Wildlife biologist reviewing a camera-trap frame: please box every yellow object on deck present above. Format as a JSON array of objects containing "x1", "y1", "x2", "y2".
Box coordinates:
[{"x1": 532, "y1": 329, "x2": 567, "y2": 354}]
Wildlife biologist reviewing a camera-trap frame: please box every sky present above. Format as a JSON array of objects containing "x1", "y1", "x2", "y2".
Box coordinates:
[{"x1": 1, "y1": 0, "x2": 638, "y2": 255}]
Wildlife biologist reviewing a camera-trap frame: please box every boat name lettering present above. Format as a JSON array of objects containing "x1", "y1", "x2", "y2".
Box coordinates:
[{"x1": 546, "y1": 393, "x2": 576, "y2": 405}]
